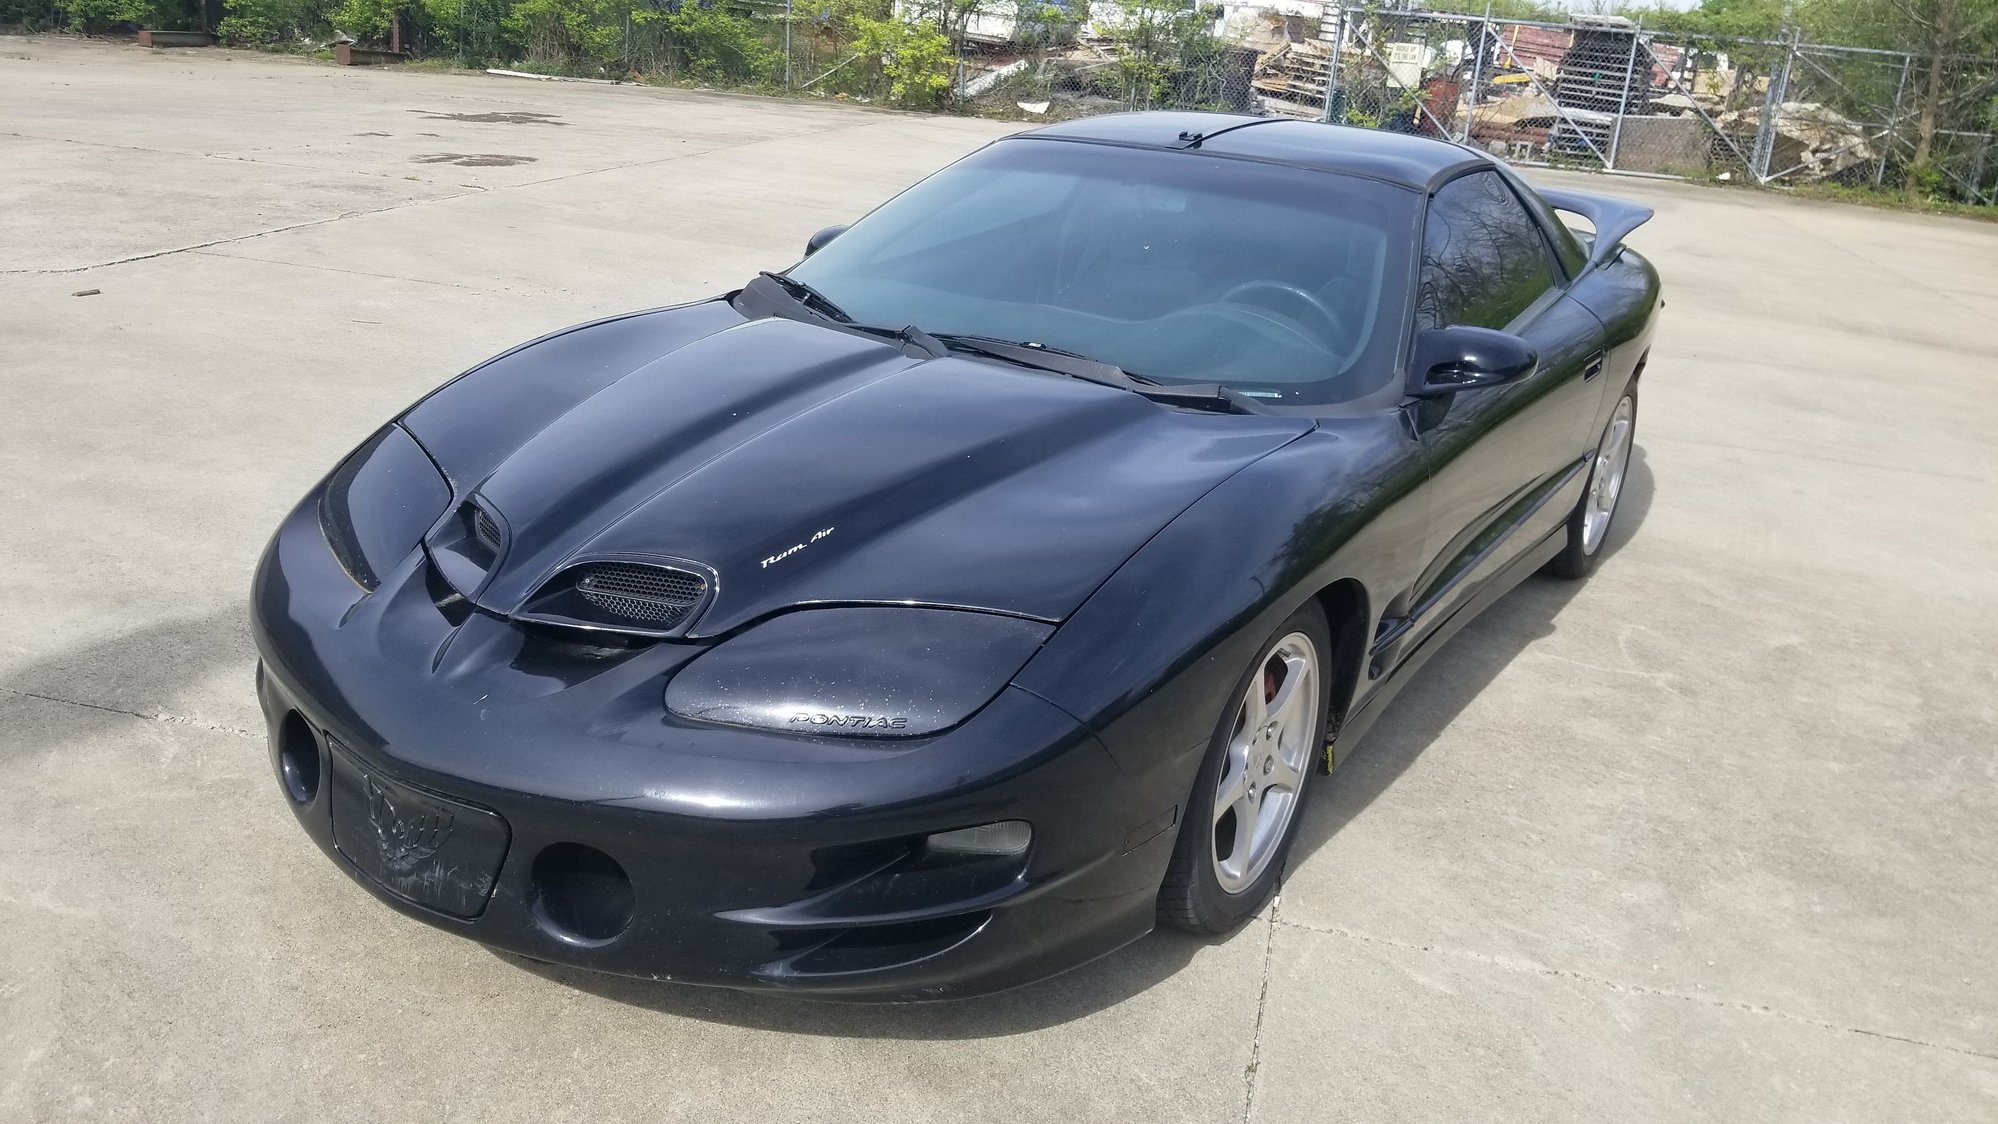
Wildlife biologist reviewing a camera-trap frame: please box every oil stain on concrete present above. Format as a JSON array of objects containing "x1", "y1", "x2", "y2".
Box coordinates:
[
  {"x1": 413, "y1": 153, "x2": 539, "y2": 167},
  {"x1": 413, "y1": 109, "x2": 569, "y2": 126}
]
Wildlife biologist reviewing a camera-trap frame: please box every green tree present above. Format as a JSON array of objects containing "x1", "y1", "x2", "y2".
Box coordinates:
[
  {"x1": 1810, "y1": 0, "x2": 1998, "y2": 198},
  {"x1": 1105, "y1": 0, "x2": 1217, "y2": 107}
]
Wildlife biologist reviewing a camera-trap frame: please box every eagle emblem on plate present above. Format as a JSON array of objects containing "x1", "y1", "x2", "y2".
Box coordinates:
[{"x1": 366, "y1": 777, "x2": 454, "y2": 873}]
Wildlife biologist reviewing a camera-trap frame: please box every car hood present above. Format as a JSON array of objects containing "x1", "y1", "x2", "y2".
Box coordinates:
[{"x1": 403, "y1": 310, "x2": 1314, "y2": 636}]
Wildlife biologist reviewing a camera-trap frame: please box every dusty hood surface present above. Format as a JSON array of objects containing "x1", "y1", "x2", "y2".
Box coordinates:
[{"x1": 402, "y1": 309, "x2": 1314, "y2": 635}]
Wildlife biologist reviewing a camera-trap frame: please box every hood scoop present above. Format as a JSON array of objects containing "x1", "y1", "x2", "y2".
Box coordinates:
[
  {"x1": 426, "y1": 497, "x2": 508, "y2": 600},
  {"x1": 516, "y1": 559, "x2": 716, "y2": 638}
]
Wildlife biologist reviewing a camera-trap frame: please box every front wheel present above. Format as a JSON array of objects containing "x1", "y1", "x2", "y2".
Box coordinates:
[
  {"x1": 1157, "y1": 603, "x2": 1330, "y2": 934},
  {"x1": 1549, "y1": 388, "x2": 1638, "y2": 580}
]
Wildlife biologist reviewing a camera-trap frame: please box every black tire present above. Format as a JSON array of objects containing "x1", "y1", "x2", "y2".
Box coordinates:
[
  {"x1": 1157, "y1": 602, "x2": 1332, "y2": 934},
  {"x1": 1549, "y1": 386, "x2": 1639, "y2": 580}
]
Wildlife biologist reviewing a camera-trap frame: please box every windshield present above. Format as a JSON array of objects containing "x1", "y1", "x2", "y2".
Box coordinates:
[{"x1": 787, "y1": 137, "x2": 1418, "y2": 406}]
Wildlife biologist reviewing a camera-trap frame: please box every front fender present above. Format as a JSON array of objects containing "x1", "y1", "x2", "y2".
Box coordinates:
[{"x1": 1013, "y1": 413, "x2": 1429, "y2": 774}]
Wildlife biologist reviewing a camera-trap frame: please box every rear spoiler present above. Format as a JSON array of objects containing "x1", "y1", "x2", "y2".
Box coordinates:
[{"x1": 1536, "y1": 186, "x2": 1654, "y2": 271}]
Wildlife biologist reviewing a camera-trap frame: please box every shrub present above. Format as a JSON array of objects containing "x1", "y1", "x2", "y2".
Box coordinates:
[
  {"x1": 55, "y1": 0, "x2": 150, "y2": 30},
  {"x1": 217, "y1": 0, "x2": 337, "y2": 44},
  {"x1": 850, "y1": 11, "x2": 953, "y2": 107},
  {"x1": 215, "y1": 11, "x2": 274, "y2": 38},
  {"x1": 650, "y1": 1, "x2": 780, "y2": 85},
  {"x1": 506, "y1": 0, "x2": 623, "y2": 66}
]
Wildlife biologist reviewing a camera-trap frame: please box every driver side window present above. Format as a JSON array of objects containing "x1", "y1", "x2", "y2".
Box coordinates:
[{"x1": 1416, "y1": 171, "x2": 1556, "y2": 331}]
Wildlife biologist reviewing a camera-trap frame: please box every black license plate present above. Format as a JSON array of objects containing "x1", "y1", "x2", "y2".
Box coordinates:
[{"x1": 328, "y1": 742, "x2": 510, "y2": 919}]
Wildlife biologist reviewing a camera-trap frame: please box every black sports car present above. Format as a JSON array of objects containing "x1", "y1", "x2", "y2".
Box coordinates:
[{"x1": 253, "y1": 112, "x2": 1659, "y2": 1000}]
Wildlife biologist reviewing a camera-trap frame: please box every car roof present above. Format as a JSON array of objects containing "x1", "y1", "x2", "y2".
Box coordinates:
[{"x1": 1017, "y1": 112, "x2": 1493, "y2": 192}]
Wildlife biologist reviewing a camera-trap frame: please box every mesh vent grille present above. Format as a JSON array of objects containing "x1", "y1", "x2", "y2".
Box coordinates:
[
  {"x1": 573, "y1": 563, "x2": 708, "y2": 626},
  {"x1": 474, "y1": 509, "x2": 502, "y2": 553}
]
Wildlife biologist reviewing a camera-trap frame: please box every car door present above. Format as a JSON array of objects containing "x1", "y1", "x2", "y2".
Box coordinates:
[{"x1": 1389, "y1": 169, "x2": 1610, "y2": 663}]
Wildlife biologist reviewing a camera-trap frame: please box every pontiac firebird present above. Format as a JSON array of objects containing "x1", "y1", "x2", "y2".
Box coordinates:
[{"x1": 252, "y1": 112, "x2": 1660, "y2": 1000}]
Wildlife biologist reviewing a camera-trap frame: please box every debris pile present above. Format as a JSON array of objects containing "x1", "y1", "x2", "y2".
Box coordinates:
[
  {"x1": 1718, "y1": 101, "x2": 1878, "y2": 178},
  {"x1": 950, "y1": 6, "x2": 1876, "y2": 183}
]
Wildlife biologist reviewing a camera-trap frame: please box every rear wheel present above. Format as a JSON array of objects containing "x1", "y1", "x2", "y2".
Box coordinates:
[
  {"x1": 1550, "y1": 388, "x2": 1638, "y2": 580},
  {"x1": 1158, "y1": 603, "x2": 1330, "y2": 933}
]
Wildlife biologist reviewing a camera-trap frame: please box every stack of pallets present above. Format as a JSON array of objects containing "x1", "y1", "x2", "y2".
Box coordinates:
[{"x1": 1252, "y1": 41, "x2": 1332, "y2": 115}]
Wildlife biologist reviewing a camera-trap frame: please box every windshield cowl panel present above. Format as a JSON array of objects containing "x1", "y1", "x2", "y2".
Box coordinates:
[{"x1": 788, "y1": 138, "x2": 1418, "y2": 409}]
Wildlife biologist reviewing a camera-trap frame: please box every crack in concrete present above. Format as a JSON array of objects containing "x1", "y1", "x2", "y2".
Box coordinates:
[
  {"x1": 9, "y1": 688, "x2": 260, "y2": 741},
  {"x1": 1276, "y1": 918, "x2": 1998, "y2": 1064},
  {"x1": 188, "y1": 248, "x2": 501, "y2": 292},
  {"x1": 0, "y1": 194, "x2": 481, "y2": 276},
  {"x1": 1243, "y1": 897, "x2": 1279, "y2": 1123}
]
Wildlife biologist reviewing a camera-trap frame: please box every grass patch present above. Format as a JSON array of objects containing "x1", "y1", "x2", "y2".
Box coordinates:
[{"x1": 1781, "y1": 181, "x2": 1998, "y2": 222}]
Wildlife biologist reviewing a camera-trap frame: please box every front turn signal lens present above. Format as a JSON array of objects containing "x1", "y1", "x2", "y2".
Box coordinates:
[{"x1": 924, "y1": 821, "x2": 1032, "y2": 857}]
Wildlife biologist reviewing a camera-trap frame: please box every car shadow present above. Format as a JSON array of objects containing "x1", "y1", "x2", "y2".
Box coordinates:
[
  {"x1": 488, "y1": 926, "x2": 1226, "y2": 1038},
  {"x1": 0, "y1": 607, "x2": 255, "y2": 755},
  {"x1": 492, "y1": 449, "x2": 1655, "y2": 1036},
  {"x1": 1287, "y1": 446, "x2": 1655, "y2": 867}
]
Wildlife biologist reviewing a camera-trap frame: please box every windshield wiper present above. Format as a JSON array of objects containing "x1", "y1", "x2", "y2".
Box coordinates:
[
  {"x1": 929, "y1": 334, "x2": 1261, "y2": 414},
  {"x1": 756, "y1": 271, "x2": 852, "y2": 323},
  {"x1": 739, "y1": 278, "x2": 1258, "y2": 413},
  {"x1": 744, "y1": 275, "x2": 957, "y2": 359}
]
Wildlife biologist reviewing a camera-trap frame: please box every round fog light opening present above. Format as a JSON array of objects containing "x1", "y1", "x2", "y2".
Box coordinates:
[
  {"x1": 925, "y1": 821, "x2": 1032, "y2": 857},
  {"x1": 531, "y1": 842, "x2": 635, "y2": 944},
  {"x1": 276, "y1": 711, "x2": 321, "y2": 805}
]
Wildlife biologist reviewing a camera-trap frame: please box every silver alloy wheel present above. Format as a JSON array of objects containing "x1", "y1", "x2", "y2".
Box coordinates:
[
  {"x1": 1210, "y1": 632, "x2": 1320, "y2": 895},
  {"x1": 1582, "y1": 394, "x2": 1636, "y2": 555}
]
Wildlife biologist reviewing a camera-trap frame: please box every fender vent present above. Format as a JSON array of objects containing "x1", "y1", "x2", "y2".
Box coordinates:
[{"x1": 573, "y1": 563, "x2": 708, "y2": 626}]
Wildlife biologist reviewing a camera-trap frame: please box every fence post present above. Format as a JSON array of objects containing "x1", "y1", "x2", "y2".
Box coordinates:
[
  {"x1": 1973, "y1": 135, "x2": 1993, "y2": 205},
  {"x1": 1878, "y1": 54, "x2": 1912, "y2": 188},
  {"x1": 1460, "y1": 10, "x2": 1486, "y2": 145},
  {"x1": 783, "y1": 0, "x2": 793, "y2": 89},
  {"x1": 1322, "y1": 6, "x2": 1345, "y2": 124},
  {"x1": 1607, "y1": 18, "x2": 1642, "y2": 172},
  {"x1": 1750, "y1": 26, "x2": 1795, "y2": 182}
]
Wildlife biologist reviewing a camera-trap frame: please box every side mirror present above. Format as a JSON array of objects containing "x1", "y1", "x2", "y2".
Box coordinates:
[
  {"x1": 804, "y1": 224, "x2": 848, "y2": 257},
  {"x1": 1408, "y1": 326, "x2": 1538, "y2": 397}
]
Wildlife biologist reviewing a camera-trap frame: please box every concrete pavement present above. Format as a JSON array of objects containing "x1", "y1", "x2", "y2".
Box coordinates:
[{"x1": 4, "y1": 35, "x2": 1996, "y2": 1122}]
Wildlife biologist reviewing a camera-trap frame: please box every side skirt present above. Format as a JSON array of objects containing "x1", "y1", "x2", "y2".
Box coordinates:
[{"x1": 1326, "y1": 525, "x2": 1566, "y2": 768}]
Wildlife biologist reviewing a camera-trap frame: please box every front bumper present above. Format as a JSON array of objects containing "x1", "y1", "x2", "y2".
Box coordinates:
[{"x1": 251, "y1": 495, "x2": 1187, "y2": 1000}]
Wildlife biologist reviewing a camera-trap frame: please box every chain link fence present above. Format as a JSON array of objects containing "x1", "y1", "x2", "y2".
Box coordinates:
[
  {"x1": 958, "y1": 3, "x2": 1994, "y2": 204},
  {"x1": 1212, "y1": 6, "x2": 1994, "y2": 203},
  {"x1": 12, "y1": 0, "x2": 1991, "y2": 202}
]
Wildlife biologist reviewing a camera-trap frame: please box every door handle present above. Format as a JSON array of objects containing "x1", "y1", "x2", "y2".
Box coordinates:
[{"x1": 1582, "y1": 351, "x2": 1606, "y2": 381}]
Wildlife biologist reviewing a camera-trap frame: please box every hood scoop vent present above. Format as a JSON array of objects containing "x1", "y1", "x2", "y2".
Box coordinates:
[
  {"x1": 473, "y1": 507, "x2": 504, "y2": 556},
  {"x1": 516, "y1": 560, "x2": 715, "y2": 639},
  {"x1": 426, "y1": 498, "x2": 507, "y2": 600},
  {"x1": 575, "y1": 563, "x2": 707, "y2": 625}
]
